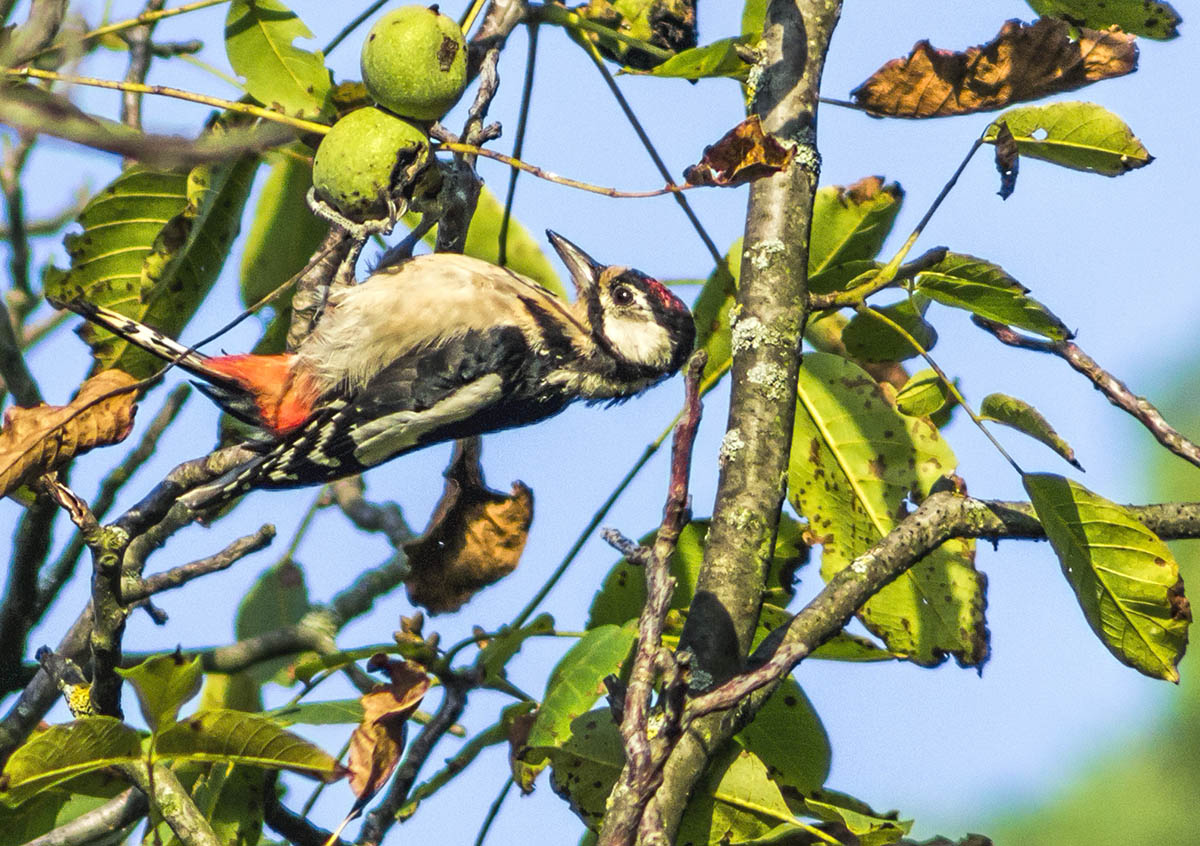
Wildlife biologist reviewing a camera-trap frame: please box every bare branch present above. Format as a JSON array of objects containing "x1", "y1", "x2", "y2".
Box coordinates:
[
  {"x1": 24, "y1": 788, "x2": 147, "y2": 846},
  {"x1": 122, "y1": 761, "x2": 220, "y2": 846},
  {"x1": 124, "y1": 524, "x2": 276, "y2": 602}
]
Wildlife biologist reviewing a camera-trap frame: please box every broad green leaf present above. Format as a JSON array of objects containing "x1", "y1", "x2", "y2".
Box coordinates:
[
  {"x1": 224, "y1": 0, "x2": 332, "y2": 119},
  {"x1": 1024, "y1": 473, "x2": 1190, "y2": 681},
  {"x1": 895, "y1": 368, "x2": 956, "y2": 420},
  {"x1": 808, "y1": 258, "x2": 880, "y2": 297},
  {"x1": 628, "y1": 37, "x2": 751, "y2": 80},
  {"x1": 517, "y1": 625, "x2": 636, "y2": 789},
  {"x1": 0, "y1": 775, "x2": 130, "y2": 843},
  {"x1": 267, "y1": 699, "x2": 364, "y2": 726},
  {"x1": 479, "y1": 614, "x2": 555, "y2": 684},
  {"x1": 981, "y1": 393, "x2": 1082, "y2": 469},
  {"x1": 742, "y1": 0, "x2": 766, "y2": 36},
  {"x1": 402, "y1": 185, "x2": 565, "y2": 298},
  {"x1": 917, "y1": 253, "x2": 1071, "y2": 340},
  {"x1": 690, "y1": 240, "x2": 740, "y2": 384},
  {"x1": 799, "y1": 795, "x2": 912, "y2": 845},
  {"x1": 198, "y1": 672, "x2": 262, "y2": 714},
  {"x1": 842, "y1": 295, "x2": 937, "y2": 361},
  {"x1": 1026, "y1": 0, "x2": 1181, "y2": 40},
  {"x1": 235, "y1": 557, "x2": 310, "y2": 684},
  {"x1": 677, "y1": 745, "x2": 802, "y2": 845},
  {"x1": 983, "y1": 102, "x2": 1153, "y2": 176},
  {"x1": 789, "y1": 353, "x2": 987, "y2": 666},
  {"x1": 240, "y1": 148, "x2": 329, "y2": 308},
  {"x1": 0, "y1": 718, "x2": 143, "y2": 806},
  {"x1": 155, "y1": 709, "x2": 344, "y2": 781},
  {"x1": 546, "y1": 709, "x2": 624, "y2": 830},
  {"x1": 734, "y1": 678, "x2": 830, "y2": 794},
  {"x1": 808, "y1": 178, "x2": 903, "y2": 285},
  {"x1": 117, "y1": 654, "x2": 202, "y2": 730}
]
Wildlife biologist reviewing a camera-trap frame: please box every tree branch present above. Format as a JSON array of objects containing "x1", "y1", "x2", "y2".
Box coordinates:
[{"x1": 23, "y1": 788, "x2": 147, "y2": 846}]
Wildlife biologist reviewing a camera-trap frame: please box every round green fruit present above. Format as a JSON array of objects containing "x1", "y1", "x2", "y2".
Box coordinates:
[
  {"x1": 361, "y1": 5, "x2": 468, "y2": 121},
  {"x1": 312, "y1": 107, "x2": 430, "y2": 220}
]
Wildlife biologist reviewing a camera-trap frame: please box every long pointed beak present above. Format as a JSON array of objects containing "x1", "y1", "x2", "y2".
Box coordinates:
[{"x1": 547, "y1": 230, "x2": 602, "y2": 296}]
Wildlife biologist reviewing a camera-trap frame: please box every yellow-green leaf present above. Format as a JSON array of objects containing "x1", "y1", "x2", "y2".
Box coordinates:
[
  {"x1": 895, "y1": 368, "x2": 956, "y2": 420},
  {"x1": 981, "y1": 393, "x2": 1082, "y2": 470},
  {"x1": 117, "y1": 653, "x2": 203, "y2": 731},
  {"x1": 1024, "y1": 473, "x2": 1190, "y2": 681},
  {"x1": 808, "y1": 177, "x2": 903, "y2": 291},
  {"x1": 734, "y1": 678, "x2": 830, "y2": 794},
  {"x1": 224, "y1": 0, "x2": 332, "y2": 119},
  {"x1": 789, "y1": 353, "x2": 987, "y2": 666},
  {"x1": 983, "y1": 102, "x2": 1153, "y2": 176},
  {"x1": 627, "y1": 37, "x2": 751, "y2": 80},
  {"x1": 1026, "y1": 0, "x2": 1181, "y2": 40},
  {"x1": 843, "y1": 296, "x2": 938, "y2": 361},
  {"x1": 689, "y1": 240, "x2": 741, "y2": 386},
  {"x1": 0, "y1": 718, "x2": 143, "y2": 806}
]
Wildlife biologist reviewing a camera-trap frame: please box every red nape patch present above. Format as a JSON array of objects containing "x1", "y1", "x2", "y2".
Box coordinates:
[
  {"x1": 205, "y1": 354, "x2": 316, "y2": 435},
  {"x1": 645, "y1": 277, "x2": 683, "y2": 311}
]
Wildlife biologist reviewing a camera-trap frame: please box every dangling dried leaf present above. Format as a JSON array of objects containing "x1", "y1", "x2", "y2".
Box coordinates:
[
  {"x1": 851, "y1": 18, "x2": 1137, "y2": 118},
  {"x1": 0, "y1": 370, "x2": 138, "y2": 498},
  {"x1": 347, "y1": 657, "x2": 430, "y2": 802},
  {"x1": 683, "y1": 116, "x2": 794, "y2": 187},
  {"x1": 993, "y1": 121, "x2": 1020, "y2": 198},
  {"x1": 404, "y1": 438, "x2": 534, "y2": 614}
]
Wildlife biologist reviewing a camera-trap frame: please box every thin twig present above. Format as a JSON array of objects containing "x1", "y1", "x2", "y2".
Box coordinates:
[
  {"x1": 120, "y1": 0, "x2": 166, "y2": 129},
  {"x1": 472, "y1": 778, "x2": 514, "y2": 846},
  {"x1": 974, "y1": 316, "x2": 1200, "y2": 469},
  {"x1": 498, "y1": 23, "x2": 538, "y2": 267},
  {"x1": 808, "y1": 247, "x2": 947, "y2": 310},
  {"x1": 31, "y1": 0, "x2": 230, "y2": 61},
  {"x1": 124, "y1": 524, "x2": 275, "y2": 602}
]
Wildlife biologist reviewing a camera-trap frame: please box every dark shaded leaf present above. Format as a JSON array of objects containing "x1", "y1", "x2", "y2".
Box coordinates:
[
  {"x1": 993, "y1": 121, "x2": 1019, "y2": 198},
  {"x1": 843, "y1": 296, "x2": 938, "y2": 361}
]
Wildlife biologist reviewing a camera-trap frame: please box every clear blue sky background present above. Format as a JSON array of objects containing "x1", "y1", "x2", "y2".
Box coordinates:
[{"x1": 3, "y1": 0, "x2": 1199, "y2": 842}]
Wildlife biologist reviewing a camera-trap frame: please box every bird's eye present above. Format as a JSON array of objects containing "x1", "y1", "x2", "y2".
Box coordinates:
[{"x1": 612, "y1": 285, "x2": 635, "y2": 306}]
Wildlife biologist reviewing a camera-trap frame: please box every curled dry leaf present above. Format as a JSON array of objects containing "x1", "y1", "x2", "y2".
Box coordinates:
[
  {"x1": 851, "y1": 18, "x2": 1137, "y2": 118},
  {"x1": 993, "y1": 121, "x2": 1020, "y2": 199},
  {"x1": 347, "y1": 657, "x2": 431, "y2": 802},
  {"x1": 0, "y1": 370, "x2": 138, "y2": 498},
  {"x1": 404, "y1": 438, "x2": 534, "y2": 614},
  {"x1": 683, "y1": 115, "x2": 794, "y2": 187}
]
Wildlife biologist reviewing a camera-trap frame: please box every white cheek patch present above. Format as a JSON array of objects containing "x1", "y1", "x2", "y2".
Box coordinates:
[
  {"x1": 603, "y1": 315, "x2": 671, "y2": 368},
  {"x1": 350, "y1": 374, "x2": 504, "y2": 467}
]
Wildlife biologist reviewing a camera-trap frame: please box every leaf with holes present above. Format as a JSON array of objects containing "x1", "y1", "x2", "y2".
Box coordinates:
[
  {"x1": 789, "y1": 353, "x2": 987, "y2": 667},
  {"x1": 981, "y1": 393, "x2": 1082, "y2": 470},
  {"x1": 982, "y1": 102, "x2": 1153, "y2": 176},
  {"x1": 1024, "y1": 473, "x2": 1190, "y2": 681},
  {"x1": 0, "y1": 718, "x2": 144, "y2": 807},
  {"x1": 1026, "y1": 0, "x2": 1181, "y2": 40},
  {"x1": 917, "y1": 253, "x2": 1071, "y2": 340},
  {"x1": 225, "y1": 0, "x2": 332, "y2": 118},
  {"x1": 155, "y1": 709, "x2": 345, "y2": 781}
]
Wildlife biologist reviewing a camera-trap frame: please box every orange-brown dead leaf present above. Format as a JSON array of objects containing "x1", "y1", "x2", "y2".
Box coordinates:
[
  {"x1": 0, "y1": 369, "x2": 138, "y2": 498},
  {"x1": 851, "y1": 18, "x2": 1137, "y2": 118},
  {"x1": 347, "y1": 657, "x2": 431, "y2": 801},
  {"x1": 683, "y1": 115, "x2": 795, "y2": 187},
  {"x1": 404, "y1": 438, "x2": 534, "y2": 614}
]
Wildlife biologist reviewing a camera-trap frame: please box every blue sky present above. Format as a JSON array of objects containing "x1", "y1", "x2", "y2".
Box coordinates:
[{"x1": 4, "y1": 0, "x2": 1198, "y2": 841}]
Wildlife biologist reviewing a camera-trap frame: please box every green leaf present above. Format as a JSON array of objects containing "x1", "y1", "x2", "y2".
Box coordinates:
[
  {"x1": 981, "y1": 393, "x2": 1083, "y2": 470},
  {"x1": 1023, "y1": 473, "x2": 1190, "y2": 681},
  {"x1": 172, "y1": 763, "x2": 266, "y2": 846},
  {"x1": 235, "y1": 557, "x2": 310, "y2": 684},
  {"x1": 895, "y1": 368, "x2": 956, "y2": 420},
  {"x1": 742, "y1": 0, "x2": 766, "y2": 36},
  {"x1": 807, "y1": 258, "x2": 880, "y2": 297},
  {"x1": 546, "y1": 709, "x2": 624, "y2": 831},
  {"x1": 983, "y1": 102, "x2": 1153, "y2": 176},
  {"x1": 0, "y1": 774, "x2": 130, "y2": 844},
  {"x1": 117, "y1": 653, "x2": 203, "y2": 731},
  {"x1": 808, "y1": 178, "x2": 903, "y2": 288},
  {"x1": 690, "y1": 240, "x2": 741, "y2": 384},
  {"x1": 516, "y1": 625, "x2": 636, "y2": 789},
  {"x1": 224, "y1": 0, "x2": 332, "y2": 118},
  {"x1": 799, "y1": 795, "x2": 912, "y2": 845},
  {"x1": 789, "y1": 353, "x2": 987, "y2": 666},
  {"x1": 402, "y1": 185, "x2": 565, "y2": 298},
  {"x1": 155, "y1": 709, "x2": 344, "y2": 781},
  {"x1": 479, "y1": 614, "x2": 555, "y2": 685},
  {"x1": 677, "y1": 745, "x2": 803, "y2": 845},
  {"x1": 628, "y1": 37, "x2": 751, "y2": 80},
  {"x1": 266, "y1": 699, "x2": 364, "y2": 726},
  {"x1": 1026, "y1": 0, "x2": 1181, "y2": 40},
  {"x1": 734, "y1": 678, "x2": 830, "y2": 794},
  {"x1": 240, "y1": 147, "x2": 329, "y2": 309},
  {"x1": 917, "y1": 253, "x2": 1071, "y2": 340},
  {"x1": 0, "y1": 718, "x2": 144, "y2": 806},
  {"x1": 754, "y1": 603, "x2": 898, "y2": 663},
  {"x1": 843, "y1": 296, "x2": 937, "y2": 361}
]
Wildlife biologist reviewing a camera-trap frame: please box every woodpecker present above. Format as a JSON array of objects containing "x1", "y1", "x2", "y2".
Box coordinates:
[{"x1": 58, "y1": 232, "x2": 695, "y2": 508}]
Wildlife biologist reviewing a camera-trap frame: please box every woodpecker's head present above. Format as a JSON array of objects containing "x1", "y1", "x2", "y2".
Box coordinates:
[{"x1": 548, "y1": 231, "x2": 695, "y2": 382}]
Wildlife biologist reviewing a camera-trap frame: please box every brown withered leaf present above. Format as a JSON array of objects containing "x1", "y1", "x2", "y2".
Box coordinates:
[
  {"x1": 0, "y1": 369, "x2": 138, "y2": 498},
  {"x1": 993, "y1": 121, "x2": 1020, "y2": 199},
  {"x1": 573, "y1": 0, "x2": 697, "y2": 70},
  {"x1": 347, "y1": 656, "x2": 431, "y2": 802},
  {"x1": 851, "y1": 18, "x2": 1137, "y2": 118},
  {"x1": 404, "y1": 438, "x2": 534, "y2": 614},
  {"x1": 683, "y1": 116, "x2": 795, "y2": 187}
]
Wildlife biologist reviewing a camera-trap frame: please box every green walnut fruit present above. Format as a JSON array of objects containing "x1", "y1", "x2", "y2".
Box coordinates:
[
  {"x1": 312, "y1": 106, "x2": 430, "y2": 220},
  {"x1": 361, "y1": 5, "x2": 468, "y2": 121}
]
